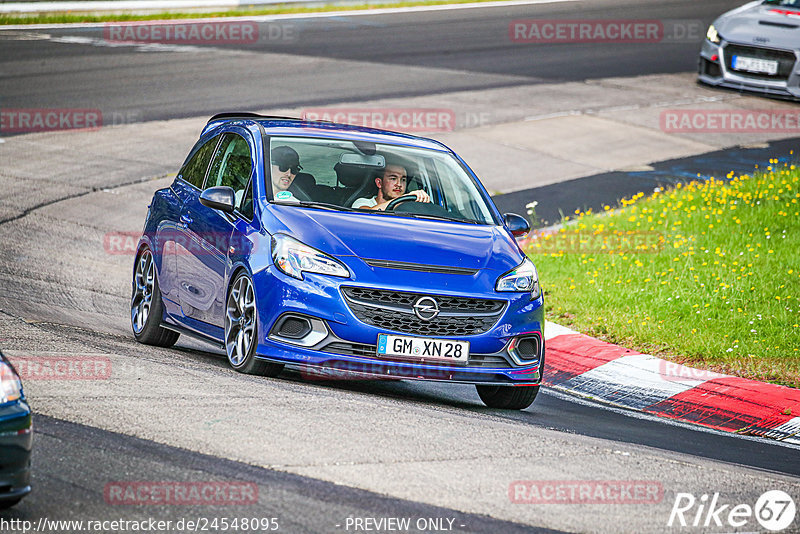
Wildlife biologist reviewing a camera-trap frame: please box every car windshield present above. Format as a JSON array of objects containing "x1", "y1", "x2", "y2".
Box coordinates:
[
  {"x1": 267, "y1": 136, "x2": 497, "y2": 225},
  {"x1": 764, "y1": 0, "x2": 800, "y2": 6}
]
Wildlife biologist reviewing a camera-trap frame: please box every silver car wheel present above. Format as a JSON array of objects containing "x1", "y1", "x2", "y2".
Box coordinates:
[
  {"x1": 131, "y1": 249, "x2": 154, "y2": 334},
  {"x1": 225, "y1": 274, "x2": 256, "y2": 367}
]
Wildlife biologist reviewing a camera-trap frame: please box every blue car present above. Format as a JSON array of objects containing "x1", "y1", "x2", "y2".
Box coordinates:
[
  {"x1": 132, "y1": 113, "x2": 544, "y2": 409},
  {"x1": 0, "y1": 351, "x2": 32, "y2": 508}
]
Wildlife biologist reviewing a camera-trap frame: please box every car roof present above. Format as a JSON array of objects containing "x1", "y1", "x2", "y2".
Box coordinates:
[{"x1": 203, "y1": 114, "x2": 450, "y2": 152}]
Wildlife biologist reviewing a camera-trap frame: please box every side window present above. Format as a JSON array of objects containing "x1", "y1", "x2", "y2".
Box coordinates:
[
  {"x1": 206, "y1": 133, "x2": 254, "y2": 218},
  {"x1": 179, "y1": 135, "x2": 218, "y2": 189},
  {"x1": 240, "y1": 181, "x2": 254, "y2": 220}
]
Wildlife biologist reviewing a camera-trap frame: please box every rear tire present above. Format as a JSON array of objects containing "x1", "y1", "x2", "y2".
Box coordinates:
[
  {"x1": 225, "y1": 271, "x2": 284, "y2": 377},
  {"x1": 0, "y1": 497, "x2": 23, "y2": 509},
  {"x1": 131, "y1": 247, "x2": 179, "y2": 348},
  {"x1": 476, "y1": 385, "x2": 539, "y2": 410}
]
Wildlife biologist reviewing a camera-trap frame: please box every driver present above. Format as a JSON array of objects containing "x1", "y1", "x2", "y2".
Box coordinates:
[
  {"x1": 352, "y1": 163, "x2": 430, "y2": 210},
  {"x1": 270, "y1": 145, "x2": 303, "y2": 201}
]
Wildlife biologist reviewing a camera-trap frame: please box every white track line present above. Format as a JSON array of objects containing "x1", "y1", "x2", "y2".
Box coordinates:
[{"x1": 0, "y1": 0, "x2": 578, "y2": 30}]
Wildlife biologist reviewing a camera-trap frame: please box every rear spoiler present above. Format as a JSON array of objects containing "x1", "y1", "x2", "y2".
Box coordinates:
[
  {"x1": 207, "y1": 112, "x2": 298, "y2": 123},
  {"x1": 201, "y1": 112, "x2": 301, "y2": 136}
]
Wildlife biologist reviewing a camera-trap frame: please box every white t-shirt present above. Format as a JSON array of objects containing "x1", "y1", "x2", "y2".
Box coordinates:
[{"x1": 352, "y1": 196, "x2": 377, "y2": 209}]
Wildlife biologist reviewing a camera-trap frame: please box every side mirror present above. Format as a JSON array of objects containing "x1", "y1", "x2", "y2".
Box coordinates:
[
  {"x1": 504, "y1": 213, "x2": 530, "y2": 238},
  {"x1": 200, "y1": 186, "x2": 236, "y2": 213}
]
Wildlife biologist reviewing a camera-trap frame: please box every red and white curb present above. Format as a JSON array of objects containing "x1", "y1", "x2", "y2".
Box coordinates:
[{"x1": 543, "y1": 322, "x2": 800, "y2": 444}]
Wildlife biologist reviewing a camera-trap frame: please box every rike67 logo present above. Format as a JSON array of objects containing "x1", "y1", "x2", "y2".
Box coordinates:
[{"x1": 668, "y1": 490, "x2": 796, "y2": 531}]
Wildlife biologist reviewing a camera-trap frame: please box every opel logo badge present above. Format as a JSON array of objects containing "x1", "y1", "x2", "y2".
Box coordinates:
[{"x1": 413, "y1": 296, "x2": 440, "y2": 321}]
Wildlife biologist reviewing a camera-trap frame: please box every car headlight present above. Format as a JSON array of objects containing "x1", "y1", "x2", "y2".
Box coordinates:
[
  {"x1": 496, "y1": 258, "x2": 541, "y2": 298},
  {"x1": 706, "y1": 24, "x2": 720, "y2": 44},
  {"x1": 271, "y1": 234, "x2": 350, "y2": 280},
  {"x1": 0, "y1": 362, "x2": 22, "y2": 404}
]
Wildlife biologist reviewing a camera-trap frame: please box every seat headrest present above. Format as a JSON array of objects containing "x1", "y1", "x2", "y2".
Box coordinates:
[
  {"x1": 334, "y1": 162, "x2": 377, "y2": 187},
  {"x1": 292, "y1": 172, "x2": 316, "y2": 189}
]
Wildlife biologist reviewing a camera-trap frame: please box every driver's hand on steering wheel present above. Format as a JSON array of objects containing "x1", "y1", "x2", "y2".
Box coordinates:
[{"x1": 409, "y1": 189, "x2": 431, "y2": 203}]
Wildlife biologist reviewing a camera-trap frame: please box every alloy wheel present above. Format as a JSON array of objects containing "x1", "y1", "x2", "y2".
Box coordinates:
[
  {"x1": 225, "y1": 274, "x2": 256, "y2": 367},
  {"x1": 131, "y1": 249, "x2": 154, "y2": 334}
]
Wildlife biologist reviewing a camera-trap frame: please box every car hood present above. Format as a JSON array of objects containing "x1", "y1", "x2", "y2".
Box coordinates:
[
  {"x1": 265, "y1": 205, "x2": 524, "y2": 273},
  {"x1": 716, "y1": 1, "x2": 800, "y2": 50}
]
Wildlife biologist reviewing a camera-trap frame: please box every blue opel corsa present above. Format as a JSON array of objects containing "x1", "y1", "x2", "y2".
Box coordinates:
[{"x1": 132, "y1": 113, "x2": 544, "y2": 409}]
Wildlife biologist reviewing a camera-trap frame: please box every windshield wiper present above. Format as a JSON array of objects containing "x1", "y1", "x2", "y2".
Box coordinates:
[
  {"x1": 400, "y1": 212, "x2": 481, "y2": 224},
  {"x1": 293, "y1": 201, "x2": 357, "y2": 212}
]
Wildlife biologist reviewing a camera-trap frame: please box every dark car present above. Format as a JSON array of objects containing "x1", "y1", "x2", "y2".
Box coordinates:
[
  {"x1": 132, "y1": 114, "x2": 544, "y2": 409},
  {"x1": 0, "y1": 351, "x2": 32, "y2": 508}
]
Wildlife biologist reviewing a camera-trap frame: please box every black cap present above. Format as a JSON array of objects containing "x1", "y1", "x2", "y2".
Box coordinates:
[{"x1": 271, "y1": 146, "x2": 301, "y2": 170}]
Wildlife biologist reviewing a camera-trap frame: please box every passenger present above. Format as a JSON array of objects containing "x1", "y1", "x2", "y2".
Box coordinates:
[
  {"x1": 270, "y1": 146, "x2": 303, "y2": 201},
  {"x1": 352, "y1": 163, "x2": 430, "y2": 210}
]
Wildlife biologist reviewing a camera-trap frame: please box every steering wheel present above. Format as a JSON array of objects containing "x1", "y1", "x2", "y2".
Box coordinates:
[{"x1": 386, "y1": 194, "x2": 418, "y2": 211}]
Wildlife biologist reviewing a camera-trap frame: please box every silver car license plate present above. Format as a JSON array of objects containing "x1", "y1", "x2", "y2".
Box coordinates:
[{"x1": 732, "y1": 55, "x2": 779, "y2": 75}]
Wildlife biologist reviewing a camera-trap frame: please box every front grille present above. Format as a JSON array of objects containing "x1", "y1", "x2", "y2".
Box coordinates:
[
  {"x1": 321, "y1": 342, "x2": 513, "y2": 368},
  {"x1": 341, "y1": 287, "x2": 506, "y2": 336},
  {"x1": 343, "y1": 287, "x2": 504, "y2": 313},
  {"x1": 724, "y1": 43, "x2": 797, "y2": 81},
  {"x1": 467, "y1": 354, "x2": 513, "y2": 368},
  {"x1": 322, "y1": 342, "x2": 376, "y2": 358}
]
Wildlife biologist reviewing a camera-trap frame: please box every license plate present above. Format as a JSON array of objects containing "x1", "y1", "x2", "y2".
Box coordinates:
[
  {"x1": 377, "y1": 334, "x2": 469, "y2": 364},
  {"x1": 732, "y1": 55, "x2": 779, "y2": 75}
]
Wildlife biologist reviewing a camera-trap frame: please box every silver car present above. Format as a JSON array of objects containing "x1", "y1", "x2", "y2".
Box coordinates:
[{"x1": 699, "y1": 0, "x2": 800, "y2": 100}]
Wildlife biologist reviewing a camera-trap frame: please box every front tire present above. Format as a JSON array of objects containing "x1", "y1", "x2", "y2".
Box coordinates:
[
  {"x1": 476, "y1": 385, "x2": 539, "y2": 410},
  {"x1": 131, "y1": 247, "x2": 179, "y2": 348},
  {"x1": 225, "y1": 271, "x2": 283, "y2": 377}
]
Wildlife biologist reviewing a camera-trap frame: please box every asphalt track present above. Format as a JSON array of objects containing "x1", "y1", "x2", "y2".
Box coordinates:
[
  {"x1": 1, "y1": 0, "x2": 743, "y2": 122},
  {"x1": 1, "y1": 0, "x2": 800, "y2": 532}
]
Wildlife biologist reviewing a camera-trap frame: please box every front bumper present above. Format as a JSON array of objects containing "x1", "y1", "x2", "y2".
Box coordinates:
[
  {"x1": 698, "y1": 39, "x2": 800, "y2": 100},
  {"x1": 0, "y1": 400, "x2": 32, "y2": 504},
  {"x1": 252, "y1": 264, "x2": 545, "y2": 385}
]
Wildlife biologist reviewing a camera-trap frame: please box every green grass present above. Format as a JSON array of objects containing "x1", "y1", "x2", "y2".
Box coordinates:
[
  {"x1": 0, "y1": 0, "x2": 502, "y2": 25},
  {"x1": 528, "y1": 159, "x2": 800, "y2": 387}
]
